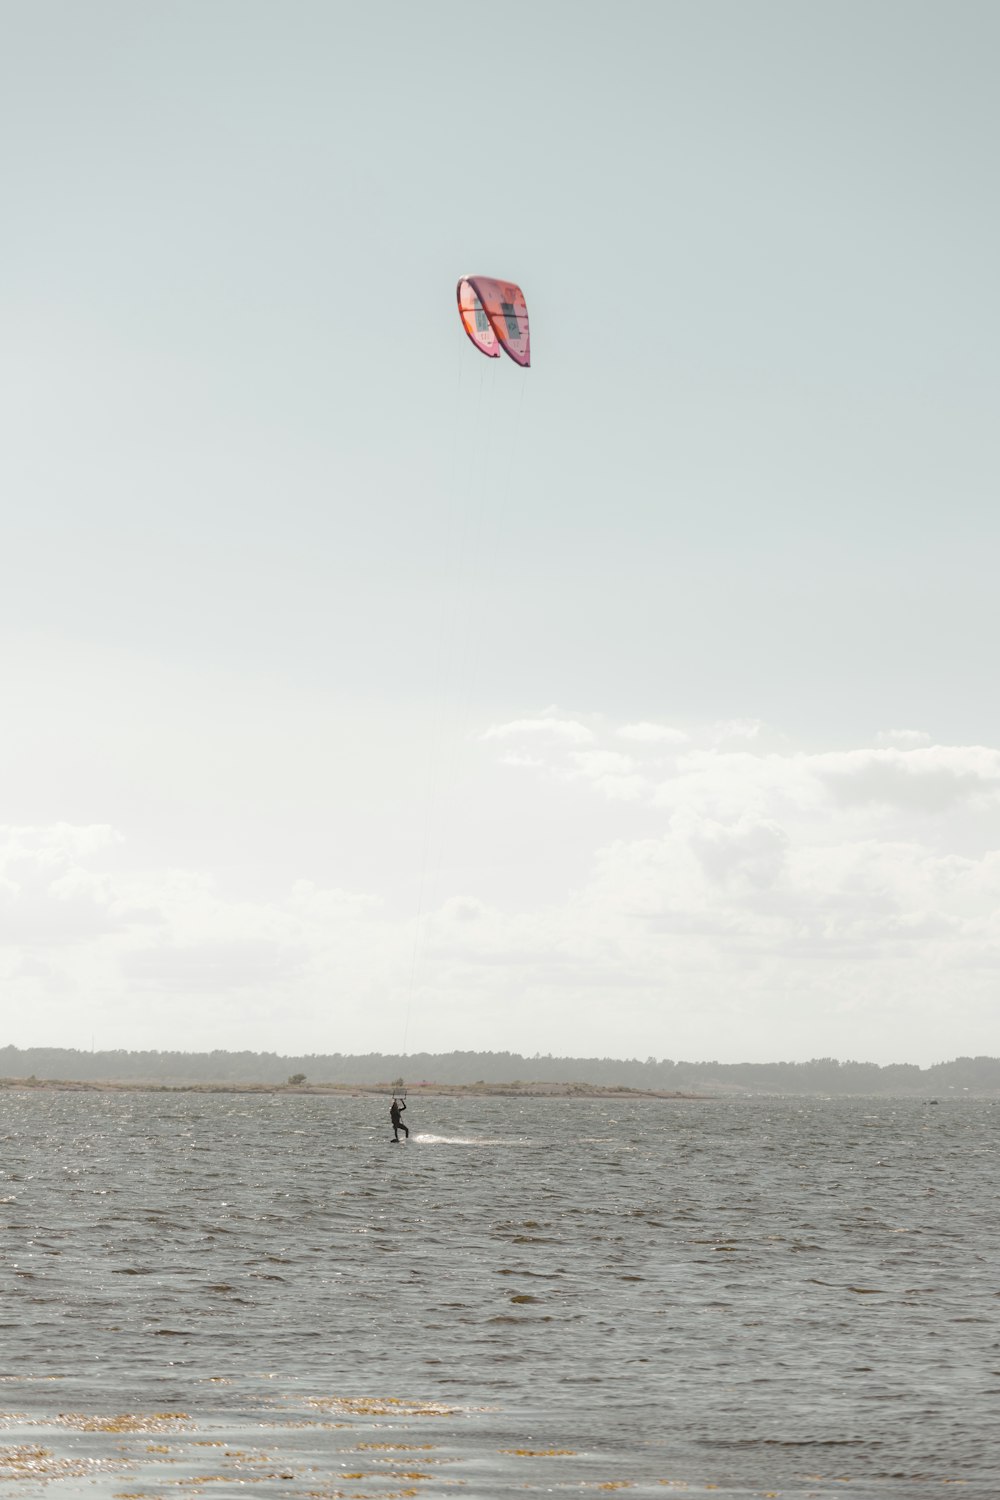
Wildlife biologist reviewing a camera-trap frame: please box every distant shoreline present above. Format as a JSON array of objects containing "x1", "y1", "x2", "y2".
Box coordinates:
[
  {"x1": 0, "y1": 1076, "x2": 706, "y2": 1101},
  {"x1": 3, "y1": 1048, "x2": 993, "y2": 1096}
]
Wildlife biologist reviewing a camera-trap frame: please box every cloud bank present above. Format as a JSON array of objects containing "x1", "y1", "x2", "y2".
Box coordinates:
[{"x1": 4, "y1": 714, "x2": 1000, "y2": 1064}]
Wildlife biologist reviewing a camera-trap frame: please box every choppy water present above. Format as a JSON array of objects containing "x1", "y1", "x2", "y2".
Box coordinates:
[{"x1": 1, "y1": 1088, "x2": 997, "y2": 1498}]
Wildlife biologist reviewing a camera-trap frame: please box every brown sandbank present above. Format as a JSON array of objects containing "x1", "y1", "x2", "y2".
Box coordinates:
[{"x1": 0, "y1": 1076, "x2": 706, "y2": 1100}]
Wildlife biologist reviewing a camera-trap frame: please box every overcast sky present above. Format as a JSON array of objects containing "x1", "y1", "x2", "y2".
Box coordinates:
[{"x1": 3, "y1": 1, "x2": 999, "y2": 1065}]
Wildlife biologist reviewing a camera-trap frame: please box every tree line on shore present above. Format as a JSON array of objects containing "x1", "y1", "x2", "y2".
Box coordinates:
[{"x1": 1, "y1": 1045, "x2": 998, "y2": 1094}]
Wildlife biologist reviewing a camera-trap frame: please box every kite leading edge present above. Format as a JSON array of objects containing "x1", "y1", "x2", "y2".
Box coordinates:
[{"x1": 456, "y1": 276, "x2": 530, "y2": 367}]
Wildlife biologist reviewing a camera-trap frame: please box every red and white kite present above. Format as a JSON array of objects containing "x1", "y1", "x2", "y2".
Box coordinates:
[{"x1": 456, "y1": 276, "x2": 530, "y2": 367}]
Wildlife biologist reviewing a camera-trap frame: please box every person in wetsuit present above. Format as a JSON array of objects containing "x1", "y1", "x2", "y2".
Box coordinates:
[{"x1": 390, "y1": 1096, "x2": 408, "y2": 1140}]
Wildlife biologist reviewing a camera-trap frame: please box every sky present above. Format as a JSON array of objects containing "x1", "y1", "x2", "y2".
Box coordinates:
[{"x1": 2, "y1": 1, "x2": 999, "y2": 1065}]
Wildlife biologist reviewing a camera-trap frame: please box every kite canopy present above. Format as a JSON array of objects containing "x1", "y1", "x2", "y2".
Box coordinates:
[{"x1": 456, "y1": 276, "x2": 530, "y2": 367}]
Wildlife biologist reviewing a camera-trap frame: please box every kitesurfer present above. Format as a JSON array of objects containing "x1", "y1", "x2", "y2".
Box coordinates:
[{"x1": 390, "y1": 1096, "x2": 408, "y2": 1141}]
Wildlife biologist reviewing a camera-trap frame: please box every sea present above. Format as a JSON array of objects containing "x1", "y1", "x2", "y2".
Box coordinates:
[{"x1": 1, "y1": 1088, "x2": 997, "y2": 1498}]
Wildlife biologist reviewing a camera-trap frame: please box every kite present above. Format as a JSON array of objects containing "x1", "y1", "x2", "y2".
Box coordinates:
[{"x1": 456, "y1": 276, "x2": 530, "y2": 367}]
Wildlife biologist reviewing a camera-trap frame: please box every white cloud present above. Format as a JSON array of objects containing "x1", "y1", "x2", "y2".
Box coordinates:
[
  {"x1": 616, "y1": 721, "x2": 689, "y2": 745},
  {"x1": 6, "y1": 716, "x2": 1000, "y2": 1063},
  {"x1": 480, "y1": 716, "x2": 595, "y2": 744},
  {"x1": 567, "y1": 750, "x2": 648, "y2": 802},
  {"x1": 688, "y1": 815, "x2": 789, "y2": 889},
  {"x1": 0, "y1": 823, "x2": 121, "y2": 867},
  {"x1": 815, "y1": 745, "x2": 1000, "y2": 811},
  {"x1": 876, "y1": 728, "x2": 931, "y2": 747},
  {"x1": 0, "y1": 824, "x2": 153, "y2": 946},
  {"x1": 288, "y1": 881, "x2": 381, "y2": 922},
  {"x1": 712, "y1": 718, "x2": 764, "y2": 743}
]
